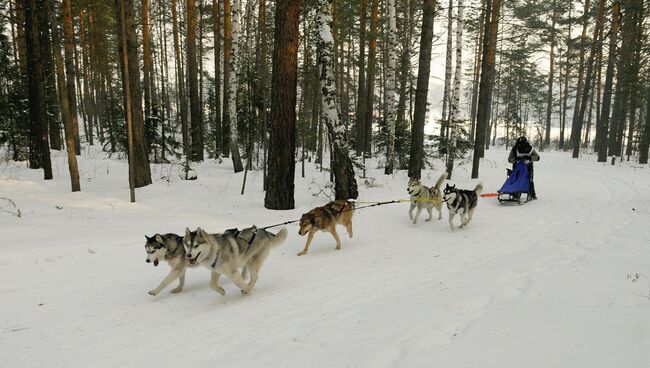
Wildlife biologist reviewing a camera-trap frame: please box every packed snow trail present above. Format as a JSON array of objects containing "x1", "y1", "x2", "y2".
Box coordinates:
[{"x1": 0, "y1": 148, "x2": 649, "y2": 368}]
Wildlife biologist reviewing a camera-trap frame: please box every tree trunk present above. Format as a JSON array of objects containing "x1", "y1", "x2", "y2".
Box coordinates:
[
  {"x1": 569, "y1": 0, "x2": 591, "y2": 154},
  {"x1": 469, "y1": 0, "x2": 486, "y2": 144},
  {"x1": 639, "y1": 82, "x2": 650, "y2": 164},
  {"x1": 222, "y1": 0, "x2": 232, "y2": 157},
  {"x1": 142, "y1": 0, "x2": 154, "y2": 153},
  {"x1": 318, "y1": 0, "x2": 358, "y2": 199},
  {"x1": 172, "y1": 0, "x2": 189, "y2": 158},
  {"x1": 116, "y1": 0, "x2": 136, "y2": 202},
  {"x1": 447, "y1": 0, "x2": 463, "y2": 179},
  {"x1": 544, "y1": 1, "x2": 557, "y2": 149},
  {"x1": 24, "y1": 0, "x2": 52, "y2": 179},
  {"x1": 608, "y1": 0, "x2": 638, "y2": 158},
  {"x1": 559, "y1": 2, "x2": 572, "y2": 150},
  {"x1": 624, "y1": 1, "x2": 644, "y2": 159},
  {"x1": 471, "y1": 0, "x2": 500, "y2": 179},
  {"x1": 363, "y1": 0, "x2": 378, "y2": 156},
  {"x1": 407, "y1": 0, "x2": 436, "y2": 179},
  {"x1": 51, "y1": 9, "x2": 80, "y2": 191},
  {"x1": 116, "y1": 0, "x2": 151, "y2": 187},
  {"x1": 596, "y1": 1, "x2": 620, "y2": 162},
  {"x1": 42, "y1": 0, "x2": 62, "y2": 151},
  {"x1": 572, "y1": 0, "x2": 604, "y2": 158},
  {"x1": 187, "y1": 0, "x2": 203, "y2": 161},
  {"x1": 440, "y1": 0, "x2": 453, "y2": 141},
  {"x1": 226, "y1": 0, "x2": 244, "y2": 172},
  {"x1": 213, "y1": 0, "x2": 222, "y2": 156},
  {"x1": 384, "y1": 0, "x2": 397, "y2": 175},
  {"x1": 355, "y1": 0, "x2": 368, "y2": 156},
  {"x1": 264, "y1": 0, "x2": 300, "y2": 210},
  {"x1": 62, "y1": 0, "x2": 81, "y2": 154},
  {"x1": 80, "y1": 9, "x2": 94, "y2": 146}
]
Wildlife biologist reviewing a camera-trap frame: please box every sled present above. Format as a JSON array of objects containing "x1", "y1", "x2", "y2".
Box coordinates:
[{"x1": 497, "y1": 160, "x2": 531, "y2": 205}]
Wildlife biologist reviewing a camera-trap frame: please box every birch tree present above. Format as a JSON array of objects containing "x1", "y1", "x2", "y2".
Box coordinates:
[
  {"x1": 227, "y1": 0, "x2": 244, "y2": 172},
  {"x1": 440, "y1": 0, "x2": 453, "y2": 140},
  {"x1": 317, "y1": 0, "x2": 358, "y2": 200},
  {"x1": 384, "y1": 0, "x2": 398, "y2": 175},
  {"x1": 446, "y1": 0, "x2": 463, "y2": 179}
]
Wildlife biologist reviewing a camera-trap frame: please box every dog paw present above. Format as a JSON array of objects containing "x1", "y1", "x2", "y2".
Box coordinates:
[
  {"x1": 297, "y1": 250, "x2": 307, "y2": 256},
  {"x1": 335, "y1": 246, "x2": 341, "y2": 250},
  {"x1": 425, "y1": 218, "x2": 431, "y2": 222},
  {"x1": 240, "y1": 289, "x2": 250, "y2": 295},
  {"x1": 148, "y1": 290, "x2": 158, "y2": 296},
  {"x1": 215, "y1": 287, "x2": 225, "y2": 296},
  {"x1": 170, "y1": 287, "x2": 182, "y2": 294}
]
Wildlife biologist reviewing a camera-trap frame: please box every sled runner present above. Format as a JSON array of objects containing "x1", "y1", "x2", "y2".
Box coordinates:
[{"x1": 497, "y1": 160, "x2": 531, "y2": 205}]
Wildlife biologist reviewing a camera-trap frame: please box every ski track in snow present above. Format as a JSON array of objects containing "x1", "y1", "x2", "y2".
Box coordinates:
[{"x1": 1, "y1": 148, "x2": 649, "y2": 368}]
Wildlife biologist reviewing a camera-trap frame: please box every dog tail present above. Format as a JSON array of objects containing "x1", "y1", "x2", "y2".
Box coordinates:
[
  {"x1": 474, "y1": 182, "x2": 484, "y2": 195},
  {"x1": 269, "y1": 227, "x2": 288, "y2": 247},
  {"x1": 434, "y1": 172, "x2": 449, "y2": 190}
]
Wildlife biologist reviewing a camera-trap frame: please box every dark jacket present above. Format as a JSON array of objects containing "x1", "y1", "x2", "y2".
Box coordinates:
[{"x1": 508, "y1": 143, "x2": 540, "y2": 164}]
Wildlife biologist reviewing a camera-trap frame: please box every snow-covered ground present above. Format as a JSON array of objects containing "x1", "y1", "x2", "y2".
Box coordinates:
[{"x1": 1, "y1": 147, "x2": 649, "y2": 368}]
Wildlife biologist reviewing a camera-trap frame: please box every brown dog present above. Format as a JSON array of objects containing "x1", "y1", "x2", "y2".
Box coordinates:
[{"x1": 297, "y1": 200, "x2": 355, "y2": 256}]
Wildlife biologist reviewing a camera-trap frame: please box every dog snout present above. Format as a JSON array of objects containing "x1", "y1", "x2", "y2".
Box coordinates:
[
  {"x1": 185, "y1": 254, "x2": 192, "y2": 259},
  {"x1": 146, "y1": 259, "x2": 150, "y2": 263}
]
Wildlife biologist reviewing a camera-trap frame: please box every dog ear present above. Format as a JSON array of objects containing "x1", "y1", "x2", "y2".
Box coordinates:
[
  {"x1": 145, "y1": 235, "x2": 151, "y2": 241},
  {"x1": 185, "y1": 227, "x2": 191, "y2": 237},
  {"x1": 196, "y1": 227, "x2": 205, "y2": 236},
  {"x1": 155, "y1": 234, "x2": 163, "y2": 243}
]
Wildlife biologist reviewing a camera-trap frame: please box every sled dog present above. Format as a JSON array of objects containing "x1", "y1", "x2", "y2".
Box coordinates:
[
  {"x1": 184, "y1": 226, "x2": 287, "y2": 295},
  {"x1": 408, "y1": 172, "x2": 448, "y2": 224},
  {"x1": 443, "y1": 182, "x2": 483, "y2": 231},
  {"x1": 297, "y1": 200, "x2": 355, "y2": 256},
  {"x1": 144, "y1": 233, "x2": 188, "y2": 296}
]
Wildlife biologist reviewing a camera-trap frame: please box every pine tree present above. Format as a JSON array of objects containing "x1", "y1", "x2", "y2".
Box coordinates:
[
  {"x1": 24, "y1": 0, "x2": 52, "y2": 179},
  {"x1": 472, "y1": 0, "x2": 501, "y2": 179},
  {"x1": 264, "y1": 0, "x2": 300, "y2": 210},
  {"x1": 51, "y1": 4, "x2": 80, "y2": 191},
  {"x1": 408, "y1": 0, "x2": 436, "y2": 179},
  {"x1": 115, "y1": 0, "x2": 152, "y2": 187}
]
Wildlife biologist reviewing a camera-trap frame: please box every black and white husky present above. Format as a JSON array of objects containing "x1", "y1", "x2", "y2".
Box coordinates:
[
  {"x1": 184, "y1": 226, "x2": 287, "y2": 296},
  {"x1": 144, "y1": 233, "x2": 188, "y2": 296},
  {"x1": 443, "y1": 183, "x2": 483, "y2": 231}
]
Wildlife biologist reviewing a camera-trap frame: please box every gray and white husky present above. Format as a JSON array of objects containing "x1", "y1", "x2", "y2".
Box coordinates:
[
  {"x1": 144, "y1": 233, "x2": 188, "y2": 296},
  {"x1": 443, "y1": 182, "x2": 483, "y2": 231},
  {"x1": 408, "y1": 172, "x2": 448, "y2": 224},
  {"x1": 184, "y1": 226, "x2": 287, "y2": 296}
]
